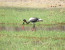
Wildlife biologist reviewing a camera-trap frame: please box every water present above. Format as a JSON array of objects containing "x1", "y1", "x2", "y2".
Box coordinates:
[{"x1": 0, "y1": 24, "x2": 65, "y2": 31}]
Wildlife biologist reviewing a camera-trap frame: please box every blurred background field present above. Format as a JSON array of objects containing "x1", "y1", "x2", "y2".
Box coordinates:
[
  {"x1": 0, "y1": 0, "x2": 65, "y2": 8},
  {"x1": 0, "y1": 0, "x2": 65, "y2": 50}
]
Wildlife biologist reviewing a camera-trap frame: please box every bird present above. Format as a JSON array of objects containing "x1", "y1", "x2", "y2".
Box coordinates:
[{"x1": 22, "y1": 17, "x2": 43, "y2": 31}]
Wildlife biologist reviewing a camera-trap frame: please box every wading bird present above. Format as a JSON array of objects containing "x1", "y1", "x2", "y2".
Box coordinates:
[{"x1": 22, "y1": 17, "x2": 43, "y2": 31}]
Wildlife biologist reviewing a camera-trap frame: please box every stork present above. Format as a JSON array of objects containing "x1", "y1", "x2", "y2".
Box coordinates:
[{"x1": 22, "y1": 17, "x2": 43, "y2": 31}]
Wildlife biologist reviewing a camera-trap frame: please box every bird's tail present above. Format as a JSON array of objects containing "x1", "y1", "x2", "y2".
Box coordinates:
[{"x1": 38, "y1": 19, "x2": 43, "y2": 21}]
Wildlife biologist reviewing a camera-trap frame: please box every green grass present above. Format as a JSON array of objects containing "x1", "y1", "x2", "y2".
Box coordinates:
[
  {"x1": 0, "y1": 7, "x2": 65, "y2": 50},
  {"x1": 0, "y1": 31, "x2": 65, "y2": 50},
  {"x1": 0, "y1": 7, "x2": 65, "y2": 24}
]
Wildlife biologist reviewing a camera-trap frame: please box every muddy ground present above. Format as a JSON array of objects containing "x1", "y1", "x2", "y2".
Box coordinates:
[{"x1": 0, "y1": 24, "x2": 65, "y2": 31}]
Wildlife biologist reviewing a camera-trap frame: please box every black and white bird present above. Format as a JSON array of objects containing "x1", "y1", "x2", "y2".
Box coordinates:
[{"x1": 22, "y1": 17, "x2": 43, "y2": 31}]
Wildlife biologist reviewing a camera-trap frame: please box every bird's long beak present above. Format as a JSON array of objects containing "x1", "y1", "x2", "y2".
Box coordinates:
[{"x1": 22, "y1": 21, "x2": 24, "y2": 29}]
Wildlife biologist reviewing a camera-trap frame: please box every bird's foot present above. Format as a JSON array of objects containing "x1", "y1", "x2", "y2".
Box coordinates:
[{"x1": 32, "y1": 28, "x2": 36, "y2": 31}]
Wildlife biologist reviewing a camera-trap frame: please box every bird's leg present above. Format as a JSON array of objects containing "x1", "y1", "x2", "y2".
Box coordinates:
[{"x1": 32, "y1": 24, "x2": 36, "y2": 31}]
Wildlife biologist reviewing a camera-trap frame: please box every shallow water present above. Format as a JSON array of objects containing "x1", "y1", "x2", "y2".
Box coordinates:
[{"x1": 0, "y1": 24, "x2": 65, "y2": 31}]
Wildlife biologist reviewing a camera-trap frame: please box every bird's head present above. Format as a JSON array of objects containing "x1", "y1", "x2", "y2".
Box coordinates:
[
  {"x1": 23, "y1": 19, "x2": 26, "y2": 24},
  {"x1": 23, "y1": 19, "x2": 26, "y2": 22},
  {"x1": 22, "y1": 19, "x2": 26, "y2": 29},
  {"x1": 23, "y1": 19, "x2": 29, "y2": 24}
]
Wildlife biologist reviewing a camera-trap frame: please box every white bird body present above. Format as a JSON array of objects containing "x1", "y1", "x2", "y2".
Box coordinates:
[
  {"x1": 29, "y1": 17, "x2": 36, "y2": 21},
  {"x1": 28, "y1": 17, "x2": 43, "y2": 22}
]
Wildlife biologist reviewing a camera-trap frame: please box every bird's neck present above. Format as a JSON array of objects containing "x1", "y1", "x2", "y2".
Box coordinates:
[{"x1": 25, "y1": 21, "x2": 30, "y2": 24}]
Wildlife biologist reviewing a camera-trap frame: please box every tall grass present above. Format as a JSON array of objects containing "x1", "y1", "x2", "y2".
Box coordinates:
[
  {"x1": 0, "y1": 31, "x2": 65, "y2": 50},
  {"x1": 0, "y1": 7, "x2": 65, "y2": 24}
]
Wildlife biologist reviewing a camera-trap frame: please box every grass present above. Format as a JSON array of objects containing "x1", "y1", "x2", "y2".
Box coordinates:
[
  {"x1": 0, "y1": 31, "x2": 65, "y2": 50},
  {"x1": 0, "y1": 7, "x2": 65, "y2": 50},
  {"x1": 0, "y1": 7, "x2": 65, "y2": 24}
]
